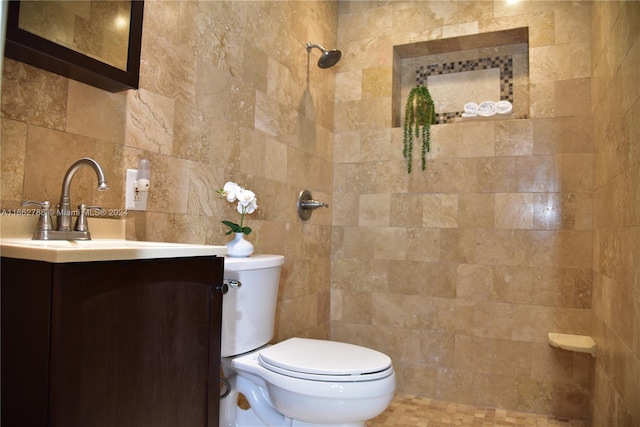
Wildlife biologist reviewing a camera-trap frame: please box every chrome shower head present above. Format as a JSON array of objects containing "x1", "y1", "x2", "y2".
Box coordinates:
[{"x1": 306, "y1": 42, "x2": 342, "y2": 69}]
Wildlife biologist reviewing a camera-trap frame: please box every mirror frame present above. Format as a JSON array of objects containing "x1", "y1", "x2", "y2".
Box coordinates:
[{"x1": 4, "y1": 0, "x2": 144, "y2": 92}]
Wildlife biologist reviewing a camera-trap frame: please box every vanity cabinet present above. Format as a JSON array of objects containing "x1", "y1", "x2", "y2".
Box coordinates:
[{"x1": 1, "y1": 256, "x2": 224, "y2": 427}]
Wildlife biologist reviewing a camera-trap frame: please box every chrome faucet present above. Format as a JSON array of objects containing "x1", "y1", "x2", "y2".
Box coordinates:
[
  {"x1": 57, "y1": 158, "x2": 109, "y2": 231},
  {"x1": 22, "y1": 158, "x2": 109, "y2": 240}
]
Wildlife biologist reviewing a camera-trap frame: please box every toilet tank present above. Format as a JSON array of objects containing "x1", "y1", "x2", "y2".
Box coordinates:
[{"x1": 221, "y1": 254, "x2": 284, "y2": 357}]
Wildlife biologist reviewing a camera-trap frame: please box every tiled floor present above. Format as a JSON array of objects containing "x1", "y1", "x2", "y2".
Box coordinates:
[{"x1": 367, "y1": 394, "x2": 589, "y2": 427}]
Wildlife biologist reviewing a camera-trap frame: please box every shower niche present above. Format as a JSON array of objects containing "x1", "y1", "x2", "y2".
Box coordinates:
[{"x1": 392, "y1": 27, "x2": 530, "y2": 127}]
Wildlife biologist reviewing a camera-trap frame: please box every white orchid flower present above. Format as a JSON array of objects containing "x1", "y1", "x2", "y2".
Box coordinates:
[
  {"x1": 218, "y1": 182, "x2": 258, "y2": 235},
  {"x1": 223, "y1": 181, "x2": 241, "y2": 202}
]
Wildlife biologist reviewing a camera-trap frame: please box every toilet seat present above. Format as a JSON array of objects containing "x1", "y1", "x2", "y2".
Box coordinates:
[{"x1": 258, "y1": 338, "x2": 393, "y2": 382}]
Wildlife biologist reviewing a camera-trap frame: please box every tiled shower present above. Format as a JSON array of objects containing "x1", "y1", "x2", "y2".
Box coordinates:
[{"x1": 1, "y1": 1, "x2": 638, "y2": 425}]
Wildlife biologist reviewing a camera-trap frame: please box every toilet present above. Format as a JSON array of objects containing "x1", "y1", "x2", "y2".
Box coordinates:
[{"x1": 220, "y1": 254, "x2": 396, "y2": 427}]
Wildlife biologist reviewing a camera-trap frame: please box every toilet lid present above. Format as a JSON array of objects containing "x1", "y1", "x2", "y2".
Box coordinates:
[{"x1": 258, "y1": 338, "x2": 393, "y2": 382}]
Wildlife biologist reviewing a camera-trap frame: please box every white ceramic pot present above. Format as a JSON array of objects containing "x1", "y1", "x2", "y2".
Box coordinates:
[{"x1": 226, "y1": 233, "x2": 254, "y2": 257}]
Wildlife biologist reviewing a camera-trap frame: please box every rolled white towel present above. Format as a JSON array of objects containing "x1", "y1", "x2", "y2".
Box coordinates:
[
  {"x1": 496, "y1": 100, "x2": 513, "y2": 114},
  {"x1": 461, "y1": 102, "x2": 478, "y2": 117},
  {"x1": 478, "y1": 101, "x2": 497, "y2": 117}
]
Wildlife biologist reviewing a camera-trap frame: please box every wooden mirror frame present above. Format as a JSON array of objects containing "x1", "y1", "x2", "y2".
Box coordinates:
[{"x1": 4, "y1": 0, "x2": 144, "y2": 92}]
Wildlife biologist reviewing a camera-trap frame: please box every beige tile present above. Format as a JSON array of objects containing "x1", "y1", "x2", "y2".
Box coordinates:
[
  {"x1": 454, "y1": 335, "x2": 531, "y2": 377},
  {"x1": 362, "y1": 66, "x2": 393, "y2": 99},
  {"x1": 263, "y1": 137, "x2": 288, "y2": 183},
  {"x1": 533, "y1": 117, "x2": 593, "y2": 155},
  {"x1": 125, "y1": 89, "x2": 175, "y2": 154},
  {"x1": 340, "y1": 291, "x2": 372, "y2": 324},
  {"x1": 390, "y1": 193, "x2": 422, "y2": 227},
  {"x1": 142, "y1": 152, "x2": 190, "y2": 214},
  {"x1": 533, "y1": 193, "x2": 565, "y2": 230},
  {"x1": 476, "y1": 157, "x2": 516, "y2": 193},
  {"x1": 23, "y1": 126, "x2": 97, "y2": 204},
  {"x1": 334, "y1": 131, "x2": 361, "y2": 163},
  {"x1": 530, "y1": 42, "x2": 591, "y2": 84},
  {"x1": 420, "y1": 330, "x2": 455, "y2": 369},
  {"x1": 495, "y1": 119, "x2": 533, "y2": 156},
  {"x1": 515, "y1": 156, "x2": 556, "y2": 192},
  {"x1": 532, "y1": 267, "x2": 592, "y2": 309},
  {"x1": 359, "y1": 193, "x2": 391, "y2": 226},
  {"x1": 457, "y1": 121, "x2": 495, "y2": 158},
  {"x1": 172, "y1": 102, "x2": 210, "y2": 163},
  {"x1": 555, "y1": 231, "x2": 593, "y2": 269},
  {"x1": 332, "y1": 258, "x2": 390, "y2": 293},
  {"x1": 342, "y1": 225, "x2": 376, "y2": 259},
  {"x1": 1, "y1": 59, "x2": 67, "y2": 130},
  {"x1": 530, "y1": 81, "x2": 556, "y2": 118},
  {"x1": 457, "y1": 193, "x2": 495, "y2": 229},
  {"x1": 495, "y1": 193, "x2": 534, "y2": 230},
  {"x1": 66, "y1": 80, "x2": 127, "y2": 144},
  {"x1": 493, "y1": 265, "x2": 534, "y2": 304},
  {"x1": 429, "y1": 124, "x2": 458, "y2": 159},
  {"x1": 1, "y1": 119, "x2": 27, "y2": 203},
  {"x1": 456, "y1": 264, "x2": 494, "y2": 301},
  {"x1": 422, "y1": 193, "x2": 458, "y2": 228},
  {"x1": 555, "y1": 3, "x2": 592, "y2": 45},
  {"x1": 335, "y1": 70, "x2": 362, "y2": 102},
  {"x1": 406, "y1": 228, "x2": 441, "y2": 264},
  {"x1": 555, "y1": 78, "x2": 591, "y2": 117},
  {"x1": 374, "y1": 227, "x2": 407, "y2": 260},
  {"x1": 187, "y1": 162, "x2": 224, "y2": 217},
  {"x1": 555, "y1": 154, "x2": 594, "y2": 192},
  {"x1": 514, "y1": 230, "x2": 556, "y2": 267},
  {"x1": 530, "y1": 343, "x2": 591, "y2": 386}
]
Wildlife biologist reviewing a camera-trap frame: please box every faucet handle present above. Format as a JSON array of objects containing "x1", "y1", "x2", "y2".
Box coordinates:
[
  {"x1": 74, "y1": 204, "x2": 103, "y2": 232},
  {"x1": 21, "y1": 200, "x2": 53, "y2": 231},
  {"x1": 74, "y1": 204, "x2": 89, "y2": 232}
]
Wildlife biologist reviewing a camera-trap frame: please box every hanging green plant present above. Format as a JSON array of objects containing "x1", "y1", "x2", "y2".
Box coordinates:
[{"x1": 403, "y1": 85, "x2": 436, "y2": 173}]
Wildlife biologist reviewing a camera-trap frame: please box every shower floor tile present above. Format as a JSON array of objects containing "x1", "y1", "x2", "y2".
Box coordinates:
[{"x1": 367, "y1": 394, "x2": 588, "y2": 427}]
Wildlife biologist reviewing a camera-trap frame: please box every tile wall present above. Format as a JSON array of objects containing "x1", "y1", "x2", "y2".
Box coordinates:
[
  {"x1": 1, "y1": 1, "x2": 337, "y2": 342},
  {"x1": 590, "y1": 1, "x2": 640, "y2": 425},
  {"x1": 332, "y1": 0, "x2": 593, "y2": 420}
]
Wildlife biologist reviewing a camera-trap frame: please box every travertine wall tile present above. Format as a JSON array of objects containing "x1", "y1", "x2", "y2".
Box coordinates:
[
  {"x1": 1, "y1": 0, "x2": 339, "y2": 346},
  {"x1": 66, "y1": 81, "x2": 127, "y2": 145},
  {"x1": 332, "y1": 2, "x2": 599, "y2": 419},
  {"x1": 0, "y1": 119, "x2": 27, "y2": 204},
  {"x1": 359, "y1": 193, "x2": 391, "y2": 226}
]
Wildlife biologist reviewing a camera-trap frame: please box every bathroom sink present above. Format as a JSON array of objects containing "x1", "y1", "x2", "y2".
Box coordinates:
[
  {"x1": 0, "y1": 238, "x2": 227, "y2": 263},
  {"x1": 0, "y1": 215, "x2": 226, "y2": 263}
]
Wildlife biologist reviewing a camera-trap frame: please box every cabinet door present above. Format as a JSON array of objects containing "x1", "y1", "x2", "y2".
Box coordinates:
[
  {"x1": 49, "y1": 257, "x2": 223, "y2": 427},
  {"x1": 1, "y1": 258, "x2": 53, "y2": 427}
]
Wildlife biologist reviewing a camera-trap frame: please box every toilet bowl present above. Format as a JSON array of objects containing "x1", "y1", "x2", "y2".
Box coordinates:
[{"x1": 220, "y1": 255, "x2": 396, "y2": 427}]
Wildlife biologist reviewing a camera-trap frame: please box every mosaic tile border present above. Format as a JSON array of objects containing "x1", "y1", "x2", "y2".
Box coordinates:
[{"x1": 416, "y1": 55, "x2": 514, "y2": 124}]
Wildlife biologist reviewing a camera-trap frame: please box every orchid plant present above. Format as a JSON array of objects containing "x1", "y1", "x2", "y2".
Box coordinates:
[{"x1": 216, "y1": 181, "x2": 258, "y2": 235}]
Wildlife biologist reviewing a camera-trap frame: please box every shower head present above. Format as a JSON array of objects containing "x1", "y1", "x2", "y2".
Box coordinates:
[{"x1": 306, "y1": 42, "x2": 342, "y2": 69}]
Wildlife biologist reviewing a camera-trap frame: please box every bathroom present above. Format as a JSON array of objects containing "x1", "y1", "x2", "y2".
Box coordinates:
[{"x1": 0, "y1": 0, "x2": 638, "y2": 425}]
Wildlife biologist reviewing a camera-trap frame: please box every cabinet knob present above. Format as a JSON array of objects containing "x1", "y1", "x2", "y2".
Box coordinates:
[{"x1": 216, "y1": 283, "x2": 228, "y2": 295}]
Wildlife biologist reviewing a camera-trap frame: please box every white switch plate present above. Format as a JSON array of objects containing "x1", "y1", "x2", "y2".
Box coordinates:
[{"x1": 125, "y1": 169, "x2": 148, "y2": 211}]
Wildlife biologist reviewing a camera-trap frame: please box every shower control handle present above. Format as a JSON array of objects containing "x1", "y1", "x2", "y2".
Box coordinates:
[{"x1": 297, "y1": 190, "x2": 329, "y2": 221}]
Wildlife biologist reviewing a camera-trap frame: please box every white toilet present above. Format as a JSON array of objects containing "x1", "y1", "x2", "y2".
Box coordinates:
[{"x1": 220, "y1": 254, "x2": 396, "y2": 427}]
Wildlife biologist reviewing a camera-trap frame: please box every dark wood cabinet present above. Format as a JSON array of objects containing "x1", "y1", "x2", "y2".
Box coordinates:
[{"x1": 1, "y1": 256, "x2": 223, "y2": 427}]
